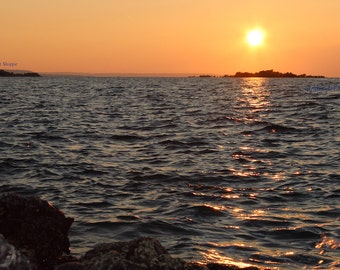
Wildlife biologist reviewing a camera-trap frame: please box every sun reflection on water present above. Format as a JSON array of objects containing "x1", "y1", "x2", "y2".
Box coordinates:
[
  {"x1": 240, "y1": 78, "x2": 271, "y2": 109},
  {"x1": 200, "y1": 248, "x2": 257, "y2": 269},
  {"x1": 227, "y1": 78, "x2": 279, "y2": 183},
  {"x1": 315, "y1": 235, "x2": 340, "y2": 253}
]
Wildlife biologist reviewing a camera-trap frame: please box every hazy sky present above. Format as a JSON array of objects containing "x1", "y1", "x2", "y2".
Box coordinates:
[{"x1": 1, "y1": 0, "x2": 340, "y2": 76}]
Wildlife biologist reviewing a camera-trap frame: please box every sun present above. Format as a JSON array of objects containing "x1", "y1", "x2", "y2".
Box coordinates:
[{"x1": 247, "y1": 29, "x2": 264, "y2": 47}]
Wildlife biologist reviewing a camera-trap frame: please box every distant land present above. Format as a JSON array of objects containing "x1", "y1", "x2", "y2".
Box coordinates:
[
  {"x1": 0, "y1": 69, "x2": 41, "y2": 77},
  {"x1": 195, "y1": 69, "x2": 325, "y2": 78},
  {"x1": 232, "y1": 69, "x2": 325, "y2": 78}
]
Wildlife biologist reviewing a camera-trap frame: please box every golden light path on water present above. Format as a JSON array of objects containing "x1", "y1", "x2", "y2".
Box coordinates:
[
  {"x1": 196, "y1": 79, "x2": 267, "y2": 268},
  {"x1": 229, "y1": 78, "x2": 286, "y2": 182},
  {"x1": 198, "y1": 78, "x2": 304, "y2": 268}
]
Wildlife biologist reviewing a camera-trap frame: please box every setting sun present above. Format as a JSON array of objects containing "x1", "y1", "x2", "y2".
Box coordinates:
[
  {"x1": 247, "y1": 29, "x2": 264, "y2": 47},
  {"x1": 1, "y1": 1, "x2": 339, "y2": 76}
]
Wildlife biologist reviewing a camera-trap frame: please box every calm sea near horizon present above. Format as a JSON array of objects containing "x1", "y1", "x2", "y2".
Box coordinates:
[{"x1": 0, "y1": 77, "x2": 339, "y2": 269}]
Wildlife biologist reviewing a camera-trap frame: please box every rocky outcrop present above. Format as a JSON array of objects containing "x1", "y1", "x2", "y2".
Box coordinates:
[
  {"x1": 0, "y1": 193, "x2": 73, "y2": 269},
  {"x1": 0, "y1": 193, "x2": 260, "y2": 270},
  {"x1": 80, "y1": 237, "x2": 186, "y2": 270}
]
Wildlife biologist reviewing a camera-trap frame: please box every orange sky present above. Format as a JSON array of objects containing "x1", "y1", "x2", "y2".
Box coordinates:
[{"x1": 1, "y1": 0, "x2": 340, "y2": 76}]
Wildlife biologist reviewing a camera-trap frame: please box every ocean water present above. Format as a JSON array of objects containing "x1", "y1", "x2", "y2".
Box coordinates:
[{"x1": 0, "y1": 77, "x2": 339, "y2": 269}]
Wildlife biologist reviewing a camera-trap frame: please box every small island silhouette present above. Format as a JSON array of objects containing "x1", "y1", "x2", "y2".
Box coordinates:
[
  {"x1": 0, "y1": 69, "x2": 41, "y2": 77},
  {"x1": 194, "y1": 69, "x2": 325, "y2": 78},
  {"x1": 232, "y1": 69, "x2": 324, "y2": 78}
]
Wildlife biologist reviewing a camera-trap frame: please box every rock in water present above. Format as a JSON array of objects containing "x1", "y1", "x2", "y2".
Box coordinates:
[
  {"x1": 81, "y1": 237, "x2": 187, "y2": 270},
  {"x1": 0, "y1": 193, "x2": 74, "y2": 269},
  {"x1": 0, "y1": 234, "x2": 33, "y2": 270}
]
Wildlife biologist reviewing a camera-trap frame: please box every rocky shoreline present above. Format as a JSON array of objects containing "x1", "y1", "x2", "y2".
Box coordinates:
[
  {"x1": 0, "y1": 70, "x2": 41, "y2": 77},
  {"x1": 0, "y1": 193, "x2": 262, "y2": 270}
]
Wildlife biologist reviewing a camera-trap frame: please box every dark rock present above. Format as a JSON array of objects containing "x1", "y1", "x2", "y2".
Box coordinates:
[
  {"x1": 55, "y1": 256, "x2": 82, "y2": 270},
  {"x1": 81, "y1": 237, "x2": 187, "y2": 270},
  {"x1": 0, "y1": 193, "x2": 74, "y2": 270},
  {"x1": 0, "y1": 234, "x2": 33, "y2": 270},
  {"x1": 185, "y1": 263, "x2": 208, "y2": 270},
  {"x1": 55, "y1": 262, "x2": 83, "y2": 270}
]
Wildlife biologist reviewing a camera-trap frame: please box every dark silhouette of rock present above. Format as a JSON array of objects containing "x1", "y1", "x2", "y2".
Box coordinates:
[
  {"x1": 0, "y1": 193, "x2": 73, "y2": 270},
  {"x1": 80, "y1": 237, "x2": 187, "y2": 270},
  {"x1": 0, "y1": 70, "x2": 41, "y2": 77},
  {"x1": 0, "y1": 234, "x2": 33, "y2": 270}
]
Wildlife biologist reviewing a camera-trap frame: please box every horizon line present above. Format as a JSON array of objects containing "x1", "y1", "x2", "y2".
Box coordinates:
[
  {"x1": 3, "y1": 69, "x2": 339, "y2": 78},
  {"x1": 39, "y1": 72, "x2": 338, "y2": 78}
]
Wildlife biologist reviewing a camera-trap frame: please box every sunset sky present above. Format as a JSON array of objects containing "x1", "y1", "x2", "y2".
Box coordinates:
[{"x1": 1, "y1": 0, "x2": 340, "y2": 76}]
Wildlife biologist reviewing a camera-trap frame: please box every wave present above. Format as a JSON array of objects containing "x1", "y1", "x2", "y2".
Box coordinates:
[
  {"x1": 110, "y1": 134, "x2": 145, "y2": 142},
  {"x1": 249, "y1": 253, "x2": 327, "y2": 266},
  {"x1": 187, "y1": 205, "x2": 226, "y2": 217},
  {"x1": 240, "y1": 218, "x2": 293, "y2": 228},
  {"x1": 242, "y1": 123, "x2": 299, "y2": 135},
  {"x1": 159, "y1": 141, "x2": 210, "y2": 151},
  {"x1": 314, "y1": 208, "x2": 340, "y2": 218},
  {"x1": 265, "y1": 226, "x2": 326, "y2": 240}
]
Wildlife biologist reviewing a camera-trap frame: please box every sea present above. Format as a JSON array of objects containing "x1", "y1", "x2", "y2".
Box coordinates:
[{"x1": 0, "y1": 77, "x2": 339, "y2": 269}]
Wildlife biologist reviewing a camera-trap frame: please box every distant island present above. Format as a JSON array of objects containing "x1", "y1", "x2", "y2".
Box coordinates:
[
  {"x1": 232, "y1": 69, "x2": 324, "y2": 78},
  {"x1": 192, "y1": 69, "x2": 325, "y2": 78},
  {"x1": 0, "y1": 69, "x2": 41, "y2": 77}
]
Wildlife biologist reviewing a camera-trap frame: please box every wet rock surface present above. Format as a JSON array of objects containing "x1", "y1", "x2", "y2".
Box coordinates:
[
  {"x1": 0, "y1": 234, "x2": 33, "y2": 270},
  {"x1": 0, "y1": 193, "x2": 73, "y2": 269},
  {"x1": 80, "y1": 237, "x2": 187, "y2": 270},
  {"x1": 0, "y1": 193, "x2": 261, "y2": 270}
]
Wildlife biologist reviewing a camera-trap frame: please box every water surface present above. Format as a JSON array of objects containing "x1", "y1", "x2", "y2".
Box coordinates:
[{"x1": 0, "y1": 77, "x2": 339, "y2": 269}]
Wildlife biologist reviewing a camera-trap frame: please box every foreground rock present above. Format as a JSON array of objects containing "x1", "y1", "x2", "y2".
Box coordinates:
[
  {"x1": 80, "y1": 237, "x2": 186, "y2": 270},
  {"x1": 0, "y1": 193, "x2": 260, "y2": 270},
  {"x1": 56, "y1": 237, "x2": 259, "y2": 270},
  {"x1": 0, "y1": 193, "x2": 73, "y2": 269}
]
